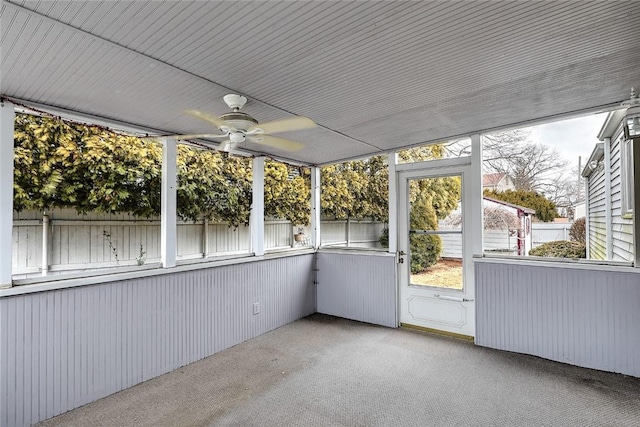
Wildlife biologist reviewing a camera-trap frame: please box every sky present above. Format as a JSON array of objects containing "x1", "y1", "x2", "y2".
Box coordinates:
[{"x1": 529, "y1": 113, "x2": 608, "y2": 170}]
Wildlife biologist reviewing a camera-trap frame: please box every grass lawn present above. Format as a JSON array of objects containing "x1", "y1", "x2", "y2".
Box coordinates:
[{"x1": 411, "y1": 258, "x2": 463, "y2": 290}]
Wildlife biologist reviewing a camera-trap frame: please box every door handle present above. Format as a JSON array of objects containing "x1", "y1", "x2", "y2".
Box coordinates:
[
  {"x1": 398, "y1": 250, "x2": 406, "y2": 264},
  {"x1": 434, "y1": 294, "x2": 474, "y2": 302}
]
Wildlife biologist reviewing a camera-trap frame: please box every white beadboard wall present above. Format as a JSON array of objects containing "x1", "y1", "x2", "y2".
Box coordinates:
[
  {"x1": 316, "y1": 251, "x2": 397, "y2": 328},
  {"x1": 476, "y1": 260, "x2": 640, "y2": 377},
  {"x1": 0, "y1": 254, "x2": 315, "y2": 427}
]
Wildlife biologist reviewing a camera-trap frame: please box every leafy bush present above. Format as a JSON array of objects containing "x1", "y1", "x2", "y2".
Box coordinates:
[
  {"x1": 409, "y1": 195, "x2": 442, "y2": 273},
  {"x1": 569, "y1": 217, "x2": 586, "y2": 244},
  {"x1": 529, "y1": 241, "x2": 586, "y2": 258},
  {"x1": 379, "y1": 227, "x2": 389, "y2": 247},
  {"x1": 410, "y1": 234, "x2": 442, "y2": 273},
  {"x1": 379, "y1": 194, "x2": 443, "y2": 273}
]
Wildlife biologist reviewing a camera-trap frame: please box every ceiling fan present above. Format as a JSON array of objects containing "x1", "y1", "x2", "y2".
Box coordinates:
[{"x1": 177, "y1": 94, "x2": 316, "y2": 152}]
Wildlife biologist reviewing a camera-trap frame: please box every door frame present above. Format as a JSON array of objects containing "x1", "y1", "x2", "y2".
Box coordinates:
[{"x1": 394, "y1": 135, "x2": 483, "y2": 336}]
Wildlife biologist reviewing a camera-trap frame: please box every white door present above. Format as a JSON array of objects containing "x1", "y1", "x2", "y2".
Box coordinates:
[{"x1": 398, "y1": 157, "x2": 479, "y2": 338}]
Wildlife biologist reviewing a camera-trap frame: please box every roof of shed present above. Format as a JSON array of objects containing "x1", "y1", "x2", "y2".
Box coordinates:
[{"x1": 483, "y1": 173, "x2": 508, "y2": 187}]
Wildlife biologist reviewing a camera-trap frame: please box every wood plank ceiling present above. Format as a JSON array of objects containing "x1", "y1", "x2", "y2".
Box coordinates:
[{"x1": 1, "y1": 1, "x2": 639, "y2": 165}]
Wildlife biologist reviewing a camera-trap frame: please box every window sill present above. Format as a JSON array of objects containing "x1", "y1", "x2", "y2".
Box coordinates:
[
  {"x1": 2, "y1": 249, "x2": 315, "y2": 297},
  {"x1": 474, "y1": 253, "x2": 637, "y2": 273},
  {"x1": 317, "y1": 247, "x2": 394, "y2": 257}
]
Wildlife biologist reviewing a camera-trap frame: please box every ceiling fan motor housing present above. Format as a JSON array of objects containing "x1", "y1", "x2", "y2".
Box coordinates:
[{"x1": 218, "y1": 111, "x2": 259, "y2": 132}]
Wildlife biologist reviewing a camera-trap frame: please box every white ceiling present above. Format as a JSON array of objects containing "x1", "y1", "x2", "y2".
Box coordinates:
[{"x1": 1, "y1": 1, "x2": 639, "y2": 165}]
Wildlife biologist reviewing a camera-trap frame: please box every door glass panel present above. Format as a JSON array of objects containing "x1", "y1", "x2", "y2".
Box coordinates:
[{"x1": 408, "y1": 176, "x2": 463, "y2": 289}]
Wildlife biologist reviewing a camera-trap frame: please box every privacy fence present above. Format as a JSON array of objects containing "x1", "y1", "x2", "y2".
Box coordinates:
[
  {"x1": 13, "y1": 209, "x2": 569, "y2": 277},
  {"x1": 440, "y1": 222, "x2": 573, "y2": 258},
  {"x1": 12, "y1": 210, "x2": 385, "y2": 278}
]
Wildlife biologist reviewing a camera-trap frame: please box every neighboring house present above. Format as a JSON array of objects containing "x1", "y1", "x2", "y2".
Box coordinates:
[
  {"x1": 482, "y1": 172, "x2": 515, "y2": 192},
  {"x1": 582, "y1": 109, "x2": 634, "y2": 262},
  {"x1": 572, "y1": 201, "x2": 586, "y2": 221}
]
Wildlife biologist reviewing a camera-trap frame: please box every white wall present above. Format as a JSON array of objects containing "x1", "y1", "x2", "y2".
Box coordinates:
[
  {"x1": 0, "y1": 255, "x2": 316, "y2": 427},
  {"x1": 476, "y1": 259, "x2": 640, "y2": 377},
  {"x1": 609, "y1": 133, "x2": 634, "y2": 262},
  {"x1": 317, "y1": 251, "x2": 397, "y2": 328},
  {"x1": 587, "y1": 164, "x2": 607, "y2": 259}
]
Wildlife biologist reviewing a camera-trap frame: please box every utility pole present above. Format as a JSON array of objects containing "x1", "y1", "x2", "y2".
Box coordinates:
[{"x1": 577, "y1": 156, "x2": 582, "y2": 202}]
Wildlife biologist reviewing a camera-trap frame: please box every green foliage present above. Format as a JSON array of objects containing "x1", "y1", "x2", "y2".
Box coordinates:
[
  {"x1": 13, "y1": 113, "x2": 460, "y2": 233},
  {"x1": 410, "y1": 176, "x2": 461, "y2": 220},
  {"x1": 409, "y1": 195, "x2": 442, "y2": 273},
  {"x1": 529, "y1": 241, "x2": 586, "y2": 258},
  {"x1": 379, "y1": 227, "x2": 390, "y2": 248},
  {"x1": 321, "y1": 146, "x2": 461, "y2": 224},
  {"x1": 176, "y1": 147, "x2": 252, "y2": 226},
  {"x1": 265, "y1": 161, "x2": 311, "y2": 225},
  {"x1": 379, "y1": 193, "x2": 444, "y2": 271},
  {"x1": 321, "y1": 156, "x2": 388, "y2": 221},
  {"x1": 14, "y1": 113, "x2": 163, "y2": 217},
  {"x1": 569, "y1": 217, "x2": 586, "y2": 244},
  {"x1": 398, "y1": 145, "x2": 445, "y2": 163},
  {"x1": 484, "y1": 189, "x2": 557, "y2": 222},
  {"x1": 14, "y1": 113, "x2": 254, "y2": 225}
]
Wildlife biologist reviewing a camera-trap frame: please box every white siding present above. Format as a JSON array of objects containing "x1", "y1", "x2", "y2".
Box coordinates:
[
  {"x1": 0, "y1": 255, "x2": 316, "y2": 427},
  {"x1": 609, "y1": 133, "x2": 634, "y2": 262},
  {"x1": 587, "y1": 165, "x2": 607, "y2": 260},
  {"x1": 476, "y1": 260, "x2": 640, "y2": 377}
]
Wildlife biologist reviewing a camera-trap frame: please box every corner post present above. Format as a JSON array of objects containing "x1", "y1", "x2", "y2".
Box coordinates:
[
  {"x1": 634, "y1": 137, "x2": 640, "y2": 267},
  {"x1": 310, "y1": 166, "x2": 321, "y2": 249},
  {"x1": 161, "y1": 137, "x2": 177, "y2": 268},
  {"x1": 603, "y1": 137, "x2": 612, "y2": 260},
  {"x1": 42, "y1": 214, "x2": 50, "y2": 276},
  {"x1": 387, "y1": 152, "x2": 398, "y2": 253},
  {"x1": 0, "y1": 101, "x2": 15, "y2": 287},
  {"x1": 470, "y1": 134, "x2": 483, "y2": 257},
  {"x1": 251, "y1": 157, "x2": 265, "y2": 256}
]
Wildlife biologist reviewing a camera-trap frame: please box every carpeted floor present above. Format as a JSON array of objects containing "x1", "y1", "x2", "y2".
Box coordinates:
[{"x1": 37, "y1": 314, "x2": 640, "y2": 427}]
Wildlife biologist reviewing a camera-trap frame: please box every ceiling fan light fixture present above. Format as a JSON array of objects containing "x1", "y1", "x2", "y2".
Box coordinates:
[{"x1": 229, "y1": 133, "x2": 245, "y2": 144}]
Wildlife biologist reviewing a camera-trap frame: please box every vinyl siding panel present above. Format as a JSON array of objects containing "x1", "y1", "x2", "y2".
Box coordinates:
[
  {"x1": 317, "y1": 251, "x2": 397, "y2": 328},
  {"x1": 587, "y1": 166, "x2": 606, "y2": 260},
  {"x1": 0, "y1": 255, "x2": 315, "y2": 427},
  {"x1": 476, "y1": 260, "x2": 640, "y2": 377},
  {"x1": 609, "y1": 133, "x2": 634, "y2": 262}
]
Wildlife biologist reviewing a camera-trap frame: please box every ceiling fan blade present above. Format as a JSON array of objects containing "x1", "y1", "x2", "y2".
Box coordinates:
[
  {"x1": 247, "y1": 116, "x2": 315, "y2": 135},
  {"x1": 175, "y1": 133, "x2": 228, "y2": 140},
  {"x1": 185, "y1": 110, "x2": 227, "y2": 129},
  {"x1": 247, "y1": 135, "x2": 304, "y2": 151}
]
